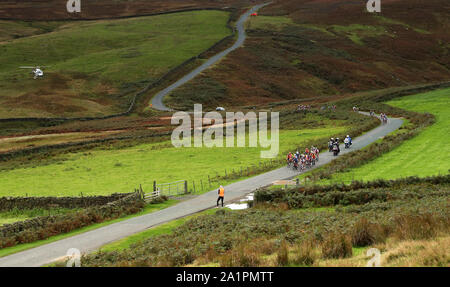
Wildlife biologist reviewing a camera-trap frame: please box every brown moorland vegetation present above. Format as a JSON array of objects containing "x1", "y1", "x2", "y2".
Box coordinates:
[
  {"x1": 165, "y1": 0, "x2": 450, "y2": 110},
  {"x1": 0, "y1": 0, "x2": 262, "y2": 20},
  {"x1": 79, "y1": 175, "x2": 450, "y2": 267}
]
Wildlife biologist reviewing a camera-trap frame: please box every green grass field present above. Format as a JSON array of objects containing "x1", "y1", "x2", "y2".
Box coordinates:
[
  {"x1": 0, "y1": 126, "x2": 347, "y2": 197},
  {"x1": 0, "y1": 10, "x2": 231, "y2": 118},
  {"x1": 316, "y1": 88, "x2": 450, "y2": 184}
]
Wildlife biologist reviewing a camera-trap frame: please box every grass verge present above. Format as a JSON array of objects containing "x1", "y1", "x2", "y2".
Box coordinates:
[
  {"x1": 0, "y1": 199, "x2": 178, "y2": 258},
  {"x1": 315, "y1": 88, "x2": 450, "y2": 184}
]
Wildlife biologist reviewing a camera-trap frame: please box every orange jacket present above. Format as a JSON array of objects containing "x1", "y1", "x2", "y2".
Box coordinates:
[{"x1": 218, "y1": 187, "x2": 225, "y2": 197}]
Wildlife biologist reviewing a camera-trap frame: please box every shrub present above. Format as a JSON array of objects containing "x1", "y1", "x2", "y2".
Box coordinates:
[
  {"x1": 219, "y1": 245, "x2": 261, "y2": 267},
  {"x1": 148, "y1": 196, "x2": 168, "y2": 204},
  {"x1": 393, "y1": 213, "x2": 441, "y2": 240},
  {"x1": 321, "y1": 233, "x2": 352, "y2": 259},
  {"x1": 254, "y1": 175, "x2": 450, "y2": 209},
  {"x1": 276, "y1": 240, "x2": 289, "y2": 266},
  {"x1": 293, "y1": 239, "x2": 317, "y2": 266},
  {"x1": 351, "y1": 218, "x2": 377, "y2": 247},
  {"x1": 0, "y1": 193, "x2": 133, "y2": 211}
]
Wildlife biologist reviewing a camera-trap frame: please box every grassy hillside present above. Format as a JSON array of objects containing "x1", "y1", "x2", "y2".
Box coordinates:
[
  {"x1": 315, "y1": 88, "x2": 450, "y2": 184},
  {"x1": 0, "y1": 10, "x2": 231, "y2": 118},
  {"x1": 165, "y1": 0, "x2": 450, "y2": 110}
]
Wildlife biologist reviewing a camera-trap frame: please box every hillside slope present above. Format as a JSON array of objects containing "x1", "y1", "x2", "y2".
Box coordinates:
[{"x1": 165, "y1": 0, "x2": 450, "y2": 110}]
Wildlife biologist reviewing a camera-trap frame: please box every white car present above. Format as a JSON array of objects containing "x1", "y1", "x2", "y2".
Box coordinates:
[{"x1": 216, "y1": 107, "x2": 225, "y2": 111}]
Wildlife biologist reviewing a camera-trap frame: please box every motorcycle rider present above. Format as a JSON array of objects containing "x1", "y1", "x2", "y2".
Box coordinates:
[
  {"x1": 334, "y1": 138, "x2": 340, "y2": 155},
  {"x1": 344, "y1": 135, "x2": 352, "y2": 148}
]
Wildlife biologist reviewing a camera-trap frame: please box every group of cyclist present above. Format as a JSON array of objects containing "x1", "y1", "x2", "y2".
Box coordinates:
[
  {"x1": 286, "y1": 146, "x2": 320, "y2": 171},
  {"x1": 296, "y1": 104, "x2": 312, "y2": 112},
  {"x1": 369, "y1": 110, "x2": 389, "y2": 124},
  {"x1": 285, "y1": 106, "x2": 390, "y2": 172}
]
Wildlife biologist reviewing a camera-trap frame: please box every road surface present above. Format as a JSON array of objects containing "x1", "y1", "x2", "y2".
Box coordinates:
[
  {"x1": 150, "y1": 3, "x2": 271, "y2": 111},
  {"x1": 0, "y1": 113, "x2": 403, "y2": 266}
]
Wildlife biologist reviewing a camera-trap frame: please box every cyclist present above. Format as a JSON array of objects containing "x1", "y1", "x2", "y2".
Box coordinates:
[
  {"x1": 286, "y1": 152, "x2": 293, "y2": 166},
  {"x1": 328, "y1": 138, "x2": 334, "y2": 152}
]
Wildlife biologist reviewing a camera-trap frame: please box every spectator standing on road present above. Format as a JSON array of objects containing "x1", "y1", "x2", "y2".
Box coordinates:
[{"x1": 217, "y1": 185, "x2": 225, "y2": 208}]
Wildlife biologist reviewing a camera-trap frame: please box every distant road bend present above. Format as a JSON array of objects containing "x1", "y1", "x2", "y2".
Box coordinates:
[
  {"x1": 151, "y1": 2, "x2": 271, "y2": 111},
  {"x1": 0, "y1": 113, "x2": 403, "y2": 267}
]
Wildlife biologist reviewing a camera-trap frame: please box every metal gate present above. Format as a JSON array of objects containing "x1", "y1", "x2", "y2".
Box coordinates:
[{"x1": 156, "y1": 180, "x2": 188, "y2": 197}]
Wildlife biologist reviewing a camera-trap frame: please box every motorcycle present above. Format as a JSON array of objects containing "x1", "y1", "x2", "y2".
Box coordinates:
[{"x1": 333, "y1": 145, "x2": 339, "y2": 156}]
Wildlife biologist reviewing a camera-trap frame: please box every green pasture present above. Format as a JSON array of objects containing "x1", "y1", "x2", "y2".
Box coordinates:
[
  {"x1": 315, "y1": 88, "x2": 450, "y2": 184},
  {"x1": 0, "y1": 10, "x2": 231, "y2": 117},
  {"x1": 0, "y1": 126, "x2": 347, "y2": 197}
]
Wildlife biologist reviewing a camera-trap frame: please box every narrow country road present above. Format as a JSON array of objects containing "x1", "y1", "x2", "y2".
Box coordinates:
[
  {"x1": 151, "y1": 3, "x2": 271, "y2": 111},
  {"x1": 0, "y1": 114, "x2": 403, "y2": 266}
]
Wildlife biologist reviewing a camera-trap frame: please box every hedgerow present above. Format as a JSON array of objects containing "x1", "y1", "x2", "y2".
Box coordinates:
[
  {"x1": 0, "y1": 192, "x2": 145, "y2": 248},
  {"x1": 254, "y1": 175, "x2": 450, "y2": 208}
]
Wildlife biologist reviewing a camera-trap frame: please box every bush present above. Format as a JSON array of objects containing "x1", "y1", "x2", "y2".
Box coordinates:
[
  {"x1": 321, "y1": 233, "x2": 352, "y2": 259},
  {"x1": 0, "y1": 193, "x2": 133, "y2": 211},
  {"x1": 276, "y1": 240, "x2": 289, "y2": 266},
  {"x1": 254, "y1": 175, "x2": 450, "y2": 209},
  {"x1": 351, "y1": 218, "x2": 377, "y2": 247},
  {"x1": 148, "y1": 196, "x2": 168, "y2": 204},
  {"x1": 393, "y1": 213, "x2": 442, "y2": 240},
  {"x1": 293, "y1": 239, "x2": 317, "y2": 266},
  {"x1": 219, "y1": 245, "x2": 261, "y2": 267}
]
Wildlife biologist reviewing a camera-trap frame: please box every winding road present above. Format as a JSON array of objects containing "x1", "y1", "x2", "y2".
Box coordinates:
[
  {"x1": 0, "y1": 113, "x2": 403, "y2": 267},
  {"x1": 151, "y1": 3, "x2": 271, "y2": 111},
  {"x1": 0, "y1": 3, "x2": 405, "y2": 267}
]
